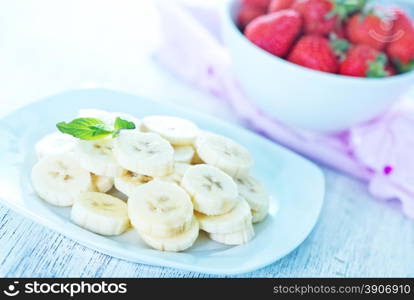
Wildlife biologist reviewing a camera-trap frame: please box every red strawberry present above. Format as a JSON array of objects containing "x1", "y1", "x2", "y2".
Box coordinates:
[
  {"x1": 332, "y1": 23, "x2": 346, "y2": 39},
  {"x1": 245, "y1": 9, "x2": 302, "y2": 57},
  {"x1": 346, "y1": 12, "x2": 392, "y2": 51},
  {"x1": 386, "y1": 64, "x2": 397, "y2": 76},
  {"x1": 242, "y1": 0, "x2": 271, "y2": 10},
  {"x1": 340, "y1": 44, "x2": 390, "y2": 77},
  {"x1": 292, "y1": 0, "x2": 338, "y2": 35},
  {"x1": 288, "y1": 35, "x2": 339, "y2": 73},
  {"x1": 238, "y1": 3, "x2": 266, "y2": 30},
  {"x1": 268, "y1": 0, "x2": 294, "y2": 13},
  {"x1": 387, "y1": 10, "x2": 414, "y2": 72}
]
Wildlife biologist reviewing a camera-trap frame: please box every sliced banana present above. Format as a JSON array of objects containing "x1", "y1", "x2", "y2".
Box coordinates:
[
  {"x1": 141, "y1": 115, "x2": 199, "y2": 146},
  {"x1": 234, "y1": 175, "x2": 270, "y2": 211},
  {"x1": 71, "y1": 192, "x2": 130, "y2": 236},
  {"x1": 113, "y1": 131, "x2": 174, "y2": 177},
  {"x1": 76, "y1": 138, "x2": 123, "y2": 177},
  {"x1": 181, "y1": 164, "x2": 238, "y2": 216},
  {"x1": 195, "y1": 132, "x2": 252, "y2": 177},
  {"x1": 35, "y1": 132, "x2": 76, "y2": 160},
  {"x1": 196, "y1": 199, "x2": 252, "y2": 234},
  {"x1": 91, "y1": 174, "x2": 114, "y2": 193},
  {"x1": 174, "y1": 146, "x2": 195, "y2": 163},
  {"x1": 114, "y1": 170, "x2": 152, "y2": 197},
  {"x1": 128, "y1": 180, "x2": 194, "y2": 238},
  {"x1": 32, "y1": 112, "x2": 270, "y2": 251},
  {"x1": 77, "y1": 109, "x2": 141, "y2": 129},
  {"x1": 209, "y1": 222, "x2": 255, "y2": 245},
  {"x1": 138, "y1": 217, "x2": 199, "y2": 252},
  {"x1": 252, "y1": 203, "x2": 269, "y2": 223},
  {"x1": 31, "y1": 153, "x2": 93, "y2": 206},
  {"x1": 158, "y1": 163, "x2": 190, "y2": 185}
]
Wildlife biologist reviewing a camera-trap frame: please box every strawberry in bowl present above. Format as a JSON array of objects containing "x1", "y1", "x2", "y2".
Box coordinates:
[
  {"x1": 287, "y1": 35, "x2": 339, "y2": 73},
  {"x1": 244, "y1": 9, "x2": 302, "y2": 57},
  {"x1": 240, "y1": 0, "x2": 414, "y2": 77},
  {"x1": 221, "y1": 0, "x2": 414, "y2": 131},
  {"x1": 387, "y1": 9, "x2": 414, "y2": 73}
]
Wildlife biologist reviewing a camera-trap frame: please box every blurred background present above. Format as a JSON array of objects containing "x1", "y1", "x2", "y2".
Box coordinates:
[
  {"x1": 0, "y1": 0, "x2": 230, "y2": 119},
  {"x1": 1, "y1": 0, "x2": 414, "y2": 120}
]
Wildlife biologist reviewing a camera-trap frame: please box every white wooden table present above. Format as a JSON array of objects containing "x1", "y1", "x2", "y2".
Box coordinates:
[{"x1": 1, "y1": 0, "x2": 413, "y2": 277}]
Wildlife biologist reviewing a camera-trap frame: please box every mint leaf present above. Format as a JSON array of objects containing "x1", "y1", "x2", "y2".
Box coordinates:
[
  {"x1": 57, "y1": 118, "x2": 113, "y2": 140},
  {"x1": 112, "y1": 117, "x2": 136, "y2": 138},
  {"x1": 88, "y1": 124, "x2": 114, "y2": 137},
  {"x1": 57, "y1": 116, "x2": 137, "y2": 140},
  {"x1": 114, "y1": 117, "x2": 136, "y2": 130}
]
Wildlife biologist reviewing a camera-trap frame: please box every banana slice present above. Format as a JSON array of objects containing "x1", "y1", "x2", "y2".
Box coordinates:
[
  {"x1": 91, "y1": 174, "x2": 114, "y2": 193},
  {"x1": 209, "y1": 222, "x2": 255, "y2": 245},
  {"x1": 195, "y1": 132, "x2": 253, "y2": 177},
  {"x1": 181, "y1": 164, "x2": 238, "y2": 215},
  {"x1": 71, "y1": 192, "x2": 130, "y2": 236},
  {"x1": 128, "y1": 180, "x2": 194, "y2": 238},
  {"x1": 113, "y1": 131, "x2": 174, "y2": 177},
  {"x1": 174, "y1": 146, "x2": 195, "y2": 163},
  {"x1": 35, "y1": 132, "x2": 76, "y2": 160},
  {"x1": 78, "y1": 109, "x2": 141, "y2": 129},
  {"x1": 138, "y1": 217, "x2": 199, "y2": 252},
  {"x1": 234, "y1": 175, "x2": 270, "y2": 223},
  {"x1": 76, "y1": 138, "x2": 123, "y2": 177},
  {"x1": 158, "y1": 163, "x2": 190, "y2": 185},
  {"x1": 114, "y1": 170, "x2": 152, "y2": 197},
  {"x1": 234, "y1": 175, "x2": 270, "y2": 211},
  {"x1": 141, "y1": 115, "x2": 199, "y2": 146},
  {"x1": 31, "y1": 153, "x2": 93, "y2": 206},
  {"x1": 252, "y1": 203, "x2": 269, "y2": 223},
  {"x1": 196, "y1": 199, "x2": 252, "y2": 234}
]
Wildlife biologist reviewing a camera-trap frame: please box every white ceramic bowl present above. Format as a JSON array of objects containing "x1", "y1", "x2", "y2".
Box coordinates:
[{"x1": 221, "y1": 0, "x2": 414, "y2": 132}]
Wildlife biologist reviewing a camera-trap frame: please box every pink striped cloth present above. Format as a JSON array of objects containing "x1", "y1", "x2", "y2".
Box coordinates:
[{"x1": 155, "y1": 0, "x2": 414, "y2": 218}]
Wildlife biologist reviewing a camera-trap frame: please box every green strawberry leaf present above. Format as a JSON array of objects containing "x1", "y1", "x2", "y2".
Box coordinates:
[
  {"x1": 393, "y1": 58, "x2": 414, "y2": 73},
  {"x1": 344, "y1": 0, "x2": 367, "y2": 14},
  {"x1": 330, "y1": 33, "x2": 350, "y2": 62},
  {"x1": 325, "y1": 10, "x2": 340, "y2": 20},
  {"x1": 367, "y1": 53, "x2": 389, "y2": 78},
  {"x1": 329, "y1": 0, "x2": 367, "y2": 20}
]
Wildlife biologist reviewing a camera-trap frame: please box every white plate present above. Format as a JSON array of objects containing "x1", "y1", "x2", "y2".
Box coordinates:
[{"x1": 0, "y1": 89, "x2": 325, "y2": 275}]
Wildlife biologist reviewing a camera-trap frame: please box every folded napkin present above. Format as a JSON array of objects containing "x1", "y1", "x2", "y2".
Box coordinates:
[{"x1": 155, "y1": 0, "x2": 414, "y2": 218}]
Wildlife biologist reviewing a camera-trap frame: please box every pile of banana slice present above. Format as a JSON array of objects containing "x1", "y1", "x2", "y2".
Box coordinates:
[{"x1": 31, "y1": 109, "x2": 270, "y2": 252}]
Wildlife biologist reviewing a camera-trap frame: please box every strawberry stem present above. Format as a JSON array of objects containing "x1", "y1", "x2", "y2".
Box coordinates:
[
  {"x1": 329, "y1": 33, "x2": 350, "y2": 61},
  {"x1": 367, "y1": 53, "x2": 389, "y2": 78},
  {"x1": 393, "y1": 58, "x2": 414, "y2": 73},
  {"x1": 329, "y1": 0, "x2": 367, "y2": 20}
]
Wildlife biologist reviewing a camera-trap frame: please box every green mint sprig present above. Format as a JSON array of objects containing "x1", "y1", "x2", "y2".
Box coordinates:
[{"x1": 56, "y1": 117, "x2": 136, "y2": 140}]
